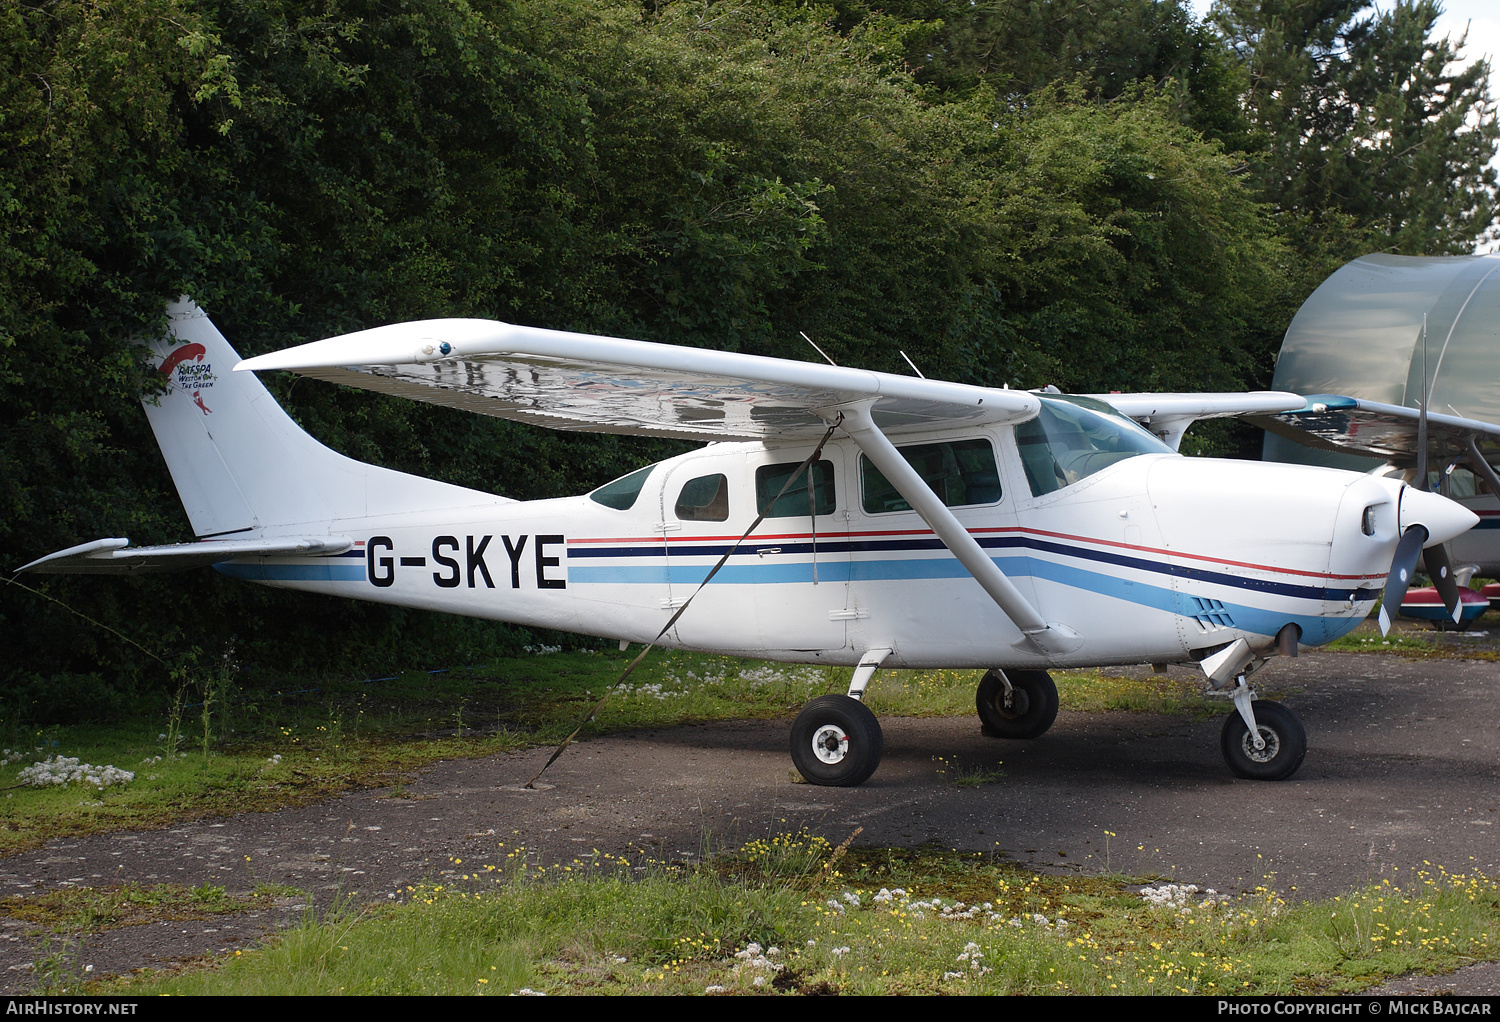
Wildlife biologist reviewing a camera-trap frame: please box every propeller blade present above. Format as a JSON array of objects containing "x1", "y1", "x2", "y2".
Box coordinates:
[
  {"x1": 1421, "y1": 542, "x2": 1464, "y2": 624},
  {"x1": 1378, "y1": 525, "x2": 1428, "y2": 636},
  {"x1": 1416, "y1": 316, "x2": 1429, "y2": 489}
]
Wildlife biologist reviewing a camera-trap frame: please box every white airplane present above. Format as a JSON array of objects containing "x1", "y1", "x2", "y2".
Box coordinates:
[{"x1": 19, "y1": 300, "x2": 1479, "y2": 785}]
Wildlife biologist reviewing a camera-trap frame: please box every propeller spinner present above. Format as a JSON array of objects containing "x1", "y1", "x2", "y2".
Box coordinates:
[{"x1": 1376, "y1": 487, "x2": 1479, "y2": 635}]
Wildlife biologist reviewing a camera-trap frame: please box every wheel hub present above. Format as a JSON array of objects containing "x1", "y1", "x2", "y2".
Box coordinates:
[
  {"x1": 811, "y1": 724, "x2": 849, "y2": 764},
  {"x1": 1241, "y1": 727, "x2": 1280, "y2": 764},
  {"x1": 997, "y1": 689, "x2": 1029, "y2": 719}
]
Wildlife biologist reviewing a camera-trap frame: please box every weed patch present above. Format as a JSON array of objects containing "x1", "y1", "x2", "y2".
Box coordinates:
[{"x1": 107, "y1": 843, "x2": 1500, "y2": 996}]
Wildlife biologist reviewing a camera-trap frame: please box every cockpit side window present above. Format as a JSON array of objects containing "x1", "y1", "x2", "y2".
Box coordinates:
[
  {"x1": 860, "y1": 438, "x2": 1000, "y2": 513},
  {"x1": 675, "y1": 473, "x2": 730, "y2": 521},
  {"x1": 1015, "y1": 396, "x2": 1171, "y2": 497},
  {"x1": 588, "y1": 465, "x2": 654, "y2": 510},
  {"x1": 755, "y1": 460, "x2": 835, "y2": 517}
]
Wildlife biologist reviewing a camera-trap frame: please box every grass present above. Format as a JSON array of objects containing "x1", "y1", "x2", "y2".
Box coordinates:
[
  {"x1": 0, "y1": 651, "x2": 1221, "y2": 857},
  {"x1": 94, "y1": 838, "x2": 1500, "y2": 996},
  {"x1": 931, "y1": 755, "x2": 1006, "y2": 787},
  {"x1": 0, "y1": 881, "x2": 296, "y2": 933},
  {"x1": 1327, "y1": 632, "x2": 1440, "y2": 654}
]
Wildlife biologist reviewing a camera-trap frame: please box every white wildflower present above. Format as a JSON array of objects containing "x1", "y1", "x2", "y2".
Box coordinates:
[
  {"x1": 18, "y1": 757, "x2": 134, "y2": 788},
  {"x1": 731, "y1": 942, "x2": 781, "y2": 975},
  {"x1": 1140, "y1": 883, "x2": 1202, "y2": 909}
]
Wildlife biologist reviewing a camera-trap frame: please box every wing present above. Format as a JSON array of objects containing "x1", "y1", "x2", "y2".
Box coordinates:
[
  {"x1": 1248, "y1": 395, "x2": 1500, "y2": 465},
  {"x1": 1092, "y1": 392, "x2": 1305, "y2": 450},
  {"x1": 235, "y1": 320, "x2": 1041, "y2": 441},
  {"x1": 17, "y1": 536, "x2": 354, "y2": 574}
]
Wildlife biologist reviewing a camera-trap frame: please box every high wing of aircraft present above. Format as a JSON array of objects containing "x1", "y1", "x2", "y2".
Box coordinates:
[{"x1": 18, "y1": 300, "x2": 1480, "y2": 786}]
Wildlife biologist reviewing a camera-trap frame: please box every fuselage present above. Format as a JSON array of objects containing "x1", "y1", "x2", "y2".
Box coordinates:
[{"x1": 215, "y1": 416, "x2": 1417, "y2": 671}]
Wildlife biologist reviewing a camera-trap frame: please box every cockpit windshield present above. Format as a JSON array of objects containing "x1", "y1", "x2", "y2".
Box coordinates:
[{"x1": 1015, "y1": 395, "x2": 1171, "y2": 497}]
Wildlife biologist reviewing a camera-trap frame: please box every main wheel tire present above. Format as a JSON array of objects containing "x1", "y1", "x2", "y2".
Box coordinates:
[
  {"x1": 1220, "y1": 700, "x2": 1306, "y2": 781},
  {"x1": 976, "y1": 668, "x2": 1058, "y2": 739},
  {"x1": 789, "y1": 694, "x2": 884, "y2": 787}
]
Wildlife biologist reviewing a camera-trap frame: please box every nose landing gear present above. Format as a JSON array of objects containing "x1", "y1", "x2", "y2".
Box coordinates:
[{"x1": 1221, "y1": 698, "x2": 1306, "y2": 780}]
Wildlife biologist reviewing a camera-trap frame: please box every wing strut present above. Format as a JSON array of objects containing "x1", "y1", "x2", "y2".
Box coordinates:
[{"x1": 834, "y1": 402, "x2": 1082, "y2": 656}]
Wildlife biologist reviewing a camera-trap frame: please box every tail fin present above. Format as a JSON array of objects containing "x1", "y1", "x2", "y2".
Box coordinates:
[{"x1": 144, "y1": 298, "x2": 504, "y2": 537}]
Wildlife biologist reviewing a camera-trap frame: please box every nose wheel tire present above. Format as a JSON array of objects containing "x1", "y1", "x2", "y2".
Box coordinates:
[
  {"x1": 976, "y1": 668, "x2": 1058, "y2": 739},
  {"x1": 1220, "y1": 700, "x2": 1306, "y2": 780},
  {"x1": 790, "y1": 694, "x2": 883, "y2": 787}
]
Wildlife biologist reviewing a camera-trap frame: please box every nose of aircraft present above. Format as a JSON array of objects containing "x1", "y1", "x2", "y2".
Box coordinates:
[{"x1": 1399, "y1": 486, "x2": 1479, "y2": 545}]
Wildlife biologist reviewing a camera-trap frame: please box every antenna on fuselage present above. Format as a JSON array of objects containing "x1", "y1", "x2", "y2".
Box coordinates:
[
  {"x1": 800, "y1": 331, "x2": 839, "y2": 367},
  {"x1": 899, "y1": 350, "x2": 926, "y2": 379}
]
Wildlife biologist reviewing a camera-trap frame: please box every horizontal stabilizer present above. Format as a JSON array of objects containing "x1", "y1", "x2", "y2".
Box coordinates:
[
  {"x1": 17, "y1": 536, "x2": 354, "y2": 575},
  {"x1": 236, "y1": 319, "x2": 1043, "y2": 442}
]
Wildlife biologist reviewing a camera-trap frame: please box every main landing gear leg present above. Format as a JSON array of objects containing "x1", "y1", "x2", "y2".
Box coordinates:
[
  {"x1": 1219, "y1": 675, "x2": 1306, "y2": 781},
  {"x1": 789, "y1": 648, "x2": 890, "y2": 787}
]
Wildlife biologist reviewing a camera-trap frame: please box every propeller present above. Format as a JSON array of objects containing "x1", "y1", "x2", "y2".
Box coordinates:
[
  {"x1": 1377, "y1": 320, "x2": 1464, "y2": 634},
  {"x1": 1378, "y1": 523, "x2": 1427, "y2": 636}
]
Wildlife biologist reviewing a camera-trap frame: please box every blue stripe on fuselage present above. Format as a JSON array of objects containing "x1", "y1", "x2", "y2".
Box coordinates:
[
  {"x1": 572, "y1": 533, "x2": 1372, "y2": 602},
  {"x1": 214, "y1": 562, "x2": 367, "y2": 582},
  {"x1": 568, "y1": 551, "x2": 1372, "y2": 643}
]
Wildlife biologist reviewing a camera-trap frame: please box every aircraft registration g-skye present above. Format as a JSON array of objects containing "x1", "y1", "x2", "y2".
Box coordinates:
[{"x1": 20, "y1": 300, "x2": 1480, "y2": 785}]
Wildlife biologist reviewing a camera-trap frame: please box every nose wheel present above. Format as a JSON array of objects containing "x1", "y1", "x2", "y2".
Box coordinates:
[
  {"x1": 1220, "y1": 699, "x2": 1306, "y2": 780},
  {"x1": 790, "y1": 694, "x2": 883, "y2": 786}
]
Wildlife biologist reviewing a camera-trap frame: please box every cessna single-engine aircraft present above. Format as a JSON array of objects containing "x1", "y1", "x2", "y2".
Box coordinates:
[{"x1": 20, "y1": 300, "x2": 1480, "y2": 785}]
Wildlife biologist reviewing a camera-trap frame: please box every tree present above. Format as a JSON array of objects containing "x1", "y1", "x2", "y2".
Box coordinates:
[{"x1": 1211, "y1": 0, "x2": 1499, "y2": 267}]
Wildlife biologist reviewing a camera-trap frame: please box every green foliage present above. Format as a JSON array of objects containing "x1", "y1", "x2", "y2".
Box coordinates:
[{"x1": 1212, "y1": 0, "x2": 1499, "y2": 266}]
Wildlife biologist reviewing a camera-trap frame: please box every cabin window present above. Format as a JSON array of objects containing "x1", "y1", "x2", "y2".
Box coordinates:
[
  {"x1": 860, "y1": 439, "x2": 1001, "y2": 513},
  {"x1": 1015, "y1": 396, "x2": 1171, "y2": 497},
  {"x1": 755, "y1": 460, "x2": 835, "y2": 517},
  {"x1": 588, "y1": 465, "x2": 654, "y2": 510},
  {"x1": 675, "y1": 473, "x2": 730, "y2": 521}
]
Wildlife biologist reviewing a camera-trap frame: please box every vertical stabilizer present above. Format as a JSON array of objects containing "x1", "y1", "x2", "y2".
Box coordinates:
[{"x1": 143, "y1": 299, "x2": 504, "y2": 537}]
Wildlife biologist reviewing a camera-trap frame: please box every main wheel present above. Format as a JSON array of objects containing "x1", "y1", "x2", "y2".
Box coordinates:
[
  {"x1": 789, "y1": 694, "x2": 884, "y2": 787},
  {"x1": 976, "y1": 668, "x2": 1058, "y2": 739},
  {"x1": 1220, "y1": 700, "x2": 1306, "y2": 780}
]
